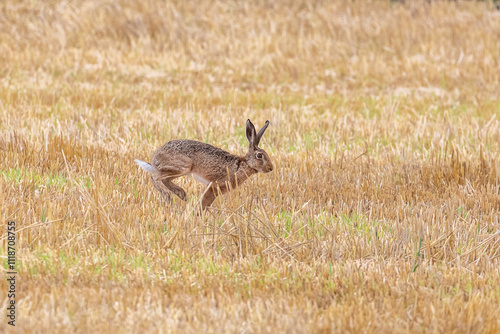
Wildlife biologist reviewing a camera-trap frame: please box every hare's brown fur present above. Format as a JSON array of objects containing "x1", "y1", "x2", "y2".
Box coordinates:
[{"x1": 136, "y1": 120, "x2": 273, "y2": 211}]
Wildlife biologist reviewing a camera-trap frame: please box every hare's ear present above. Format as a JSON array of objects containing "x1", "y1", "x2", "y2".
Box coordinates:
[
  {"x1": 246, "y1": 119, "x2": 257, "y2": 148},
  {"x1": 255, "y1": 120, "x2": 270, "y2": 146}
]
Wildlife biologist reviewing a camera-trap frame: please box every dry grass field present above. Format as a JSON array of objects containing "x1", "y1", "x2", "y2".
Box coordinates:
[{"x1": 1, "y1": 0, "x2": 500, "y2": 332}]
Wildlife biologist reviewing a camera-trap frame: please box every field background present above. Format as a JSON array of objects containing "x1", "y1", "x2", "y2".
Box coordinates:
[{"x1": 1, "y1": 0, "x2": 500, "y2": 333}]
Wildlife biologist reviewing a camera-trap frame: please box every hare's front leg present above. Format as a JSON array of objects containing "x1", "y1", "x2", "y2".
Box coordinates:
[{"x1": 200, "y1": 181, "x2": 229, "y2": 210}]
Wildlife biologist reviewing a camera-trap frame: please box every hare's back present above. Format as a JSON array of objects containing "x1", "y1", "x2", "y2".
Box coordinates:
[{"x1": 154, "y1": 140, "x2": 236, "y2": 163}]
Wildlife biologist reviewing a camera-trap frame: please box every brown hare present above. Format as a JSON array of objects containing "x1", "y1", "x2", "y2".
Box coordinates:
[{"x1": 135, "y1": 119, "x2": 273, "y2": 211}]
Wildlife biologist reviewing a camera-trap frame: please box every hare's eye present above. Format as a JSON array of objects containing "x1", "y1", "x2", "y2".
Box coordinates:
[{"x1": 256, "y1": 153, "x2": 263, "y2": 159}]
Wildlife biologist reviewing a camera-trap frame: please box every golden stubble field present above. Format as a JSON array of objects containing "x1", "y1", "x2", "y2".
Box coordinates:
[{"x1": 1, "y1": 0, "x2": 500, "y2": 333}]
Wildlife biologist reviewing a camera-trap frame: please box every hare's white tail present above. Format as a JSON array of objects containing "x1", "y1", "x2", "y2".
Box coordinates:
[{"x1": 134, "y1": 159, "x2": 157, "y2": 173}]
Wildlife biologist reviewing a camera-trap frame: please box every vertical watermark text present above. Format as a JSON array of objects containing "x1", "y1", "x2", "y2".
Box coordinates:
[{"x1": 6, "y1": 221, "x2": 16, "y2": 326}]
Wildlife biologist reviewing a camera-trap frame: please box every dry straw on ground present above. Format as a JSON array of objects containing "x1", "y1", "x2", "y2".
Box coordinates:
[{"x1": 1, "y1": 0, "x2": 500, "y2": 333}]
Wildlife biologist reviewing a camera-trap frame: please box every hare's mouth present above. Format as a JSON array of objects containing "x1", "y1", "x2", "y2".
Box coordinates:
[{"x1": 264, "y1": 166, "x2": 273, "y2": 173}]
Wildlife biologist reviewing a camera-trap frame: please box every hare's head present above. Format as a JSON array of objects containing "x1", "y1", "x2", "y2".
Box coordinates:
[{"x1": 245, "y1": 119, "x2": 273, "y2": 173}]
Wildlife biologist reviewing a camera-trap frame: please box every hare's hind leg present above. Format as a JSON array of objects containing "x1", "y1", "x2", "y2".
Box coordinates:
[
  {"x1": 151, "y1": 177, "x2": 188, "y2": 202},
  {"x1": 152, "y1": 175, "x2": 189, "y2": 202},
  {"x1": 162, "y1": 179, "x2": 187, "y2": 201},
  {"x1": 151, "y1": 176, "x2": 174, "y2": 203},
  {"x1": 151, "y1": 157, "x2": 192, "y2": 203}
]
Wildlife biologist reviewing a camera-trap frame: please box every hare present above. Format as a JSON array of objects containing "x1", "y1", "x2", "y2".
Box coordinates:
[{"x1": 135, "y1": 119, "x2": 273, "y2": 211}]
